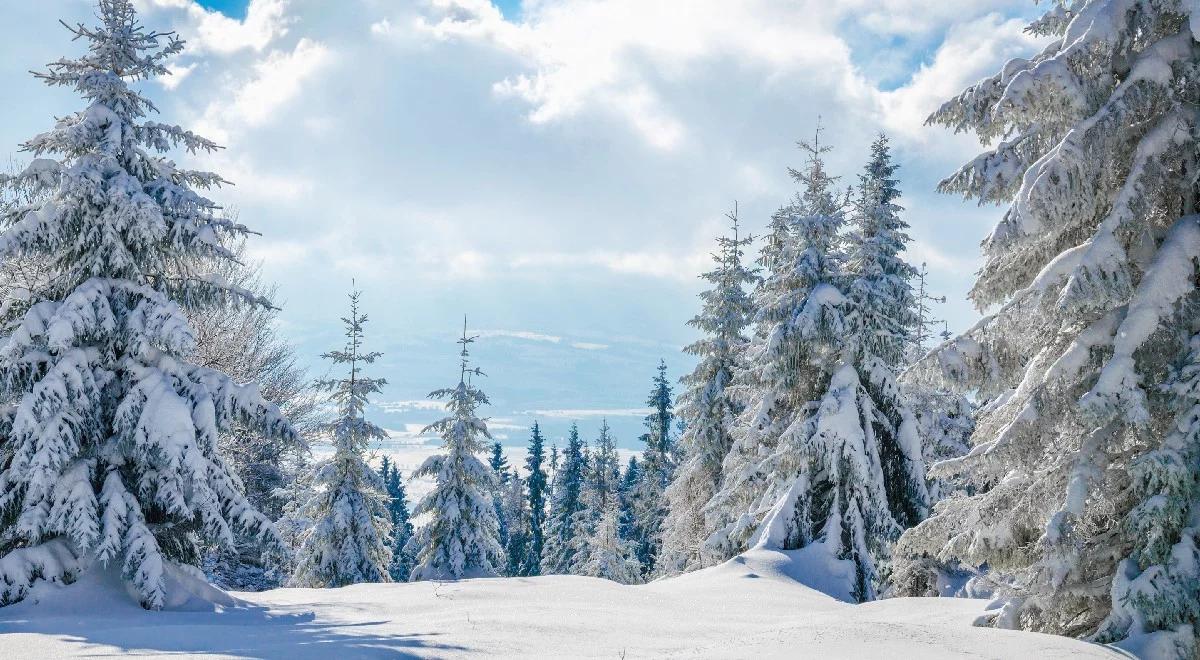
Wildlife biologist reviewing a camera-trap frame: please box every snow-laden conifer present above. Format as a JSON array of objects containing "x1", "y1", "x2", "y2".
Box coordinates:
[
  {"x1": 707, "y1": 130, "x2": 920, "y2": 601},
  {"x1": 628, "y1": 361, "x2": 675, "y2": 576},
  {"x1": 543, "y1": 423, "x2": 588, "y2": 574},
  {"x1": 521, "y1": 422, "x2": 549, "y2": 576},
  {"x1": 0, "y1": 0, "x2": 294, "y2": 609},
  {"x1": 406, "y1": 320, "x2": 503, "y2": 580},
  {"x1": 584, "y1": 420, "x2": 623, "y2": 518},
  {"x1": 899, "y1": 1, "x2": 1200, "y2": 651},
  {"x1": 580, "y1": 499, "x2": 642, "y2": 585},
  {"x1": 660, "y1": 208, "x2": 756, "y2": 575},
  {"x1": 843, "y1": 136, "x2": 929, "y2": 532},
  {"x1": 290, "y1": 289, "x2": 391, "y2": 587},
  {"x1": 705, "y1": 130, "x2": 851, "y2": 563}
]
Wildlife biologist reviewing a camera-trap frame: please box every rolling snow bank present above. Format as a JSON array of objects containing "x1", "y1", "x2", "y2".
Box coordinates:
[{"x1": 0, "y1": 550, "x2": 1121, "y2": 659}]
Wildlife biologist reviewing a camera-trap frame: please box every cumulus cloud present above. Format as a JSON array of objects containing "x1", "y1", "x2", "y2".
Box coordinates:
[
  {"x1": 146, "y1": 0, "x2": 290, "y2": 54},
  {"x1": 197, "y1": 37, "x2": 332, "y2": 139}
]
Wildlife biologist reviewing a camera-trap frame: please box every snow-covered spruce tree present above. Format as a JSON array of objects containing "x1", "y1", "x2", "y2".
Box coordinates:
[
  {"x1": 625, "y1": 361, "x2": 676, "y2": 576},
  {"x1": 406, "y1": 321, "x2": 503, "y2": 580},
  {"x1": 382, "y1": 460, "x2": 414, "y2": 582},
  {"x1": 705, "y1": 130, "x2": 917, "y2": 601},
  {"x1": 843, "y1": 135, "x2": 930, "y2": 532},
  {"x1": 489, "y1": 442, "x2": 511, "y2": 483},
  {"x1": 543, "y1": 423, "x2": 588, "y2": 574},
  {"x1": 581, "y1": 498, "x2": 643, "y2": 584},
  {"x1": 0, "y1": 1, "x2": 296, "y2": 609},
  {"x1": 584, "y1": 420, "x2": 622, "y2": 519},
  {"x1": 705, "y1": 130, "x2": 851, "y2": 563},
  {"x1": 660, "y1": 207, "x2": 757, "y2": 576},
  {"x1": 521, "y1": 421, "x2": 548, "y2": 576},
  {"x1": 897, "y1": 1, "x2": 1200, "y2": 652},
  {"x1": 291, "y1": 289, "x2": 391, "y2": 587},
  {"x1": 501, "y1": 472, "x2": 531, "y2": 577}
]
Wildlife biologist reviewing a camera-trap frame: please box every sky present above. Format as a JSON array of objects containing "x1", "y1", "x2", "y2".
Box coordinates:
[{"x1": 0, "y1": 0, "x2": 1045, "y2": 456}]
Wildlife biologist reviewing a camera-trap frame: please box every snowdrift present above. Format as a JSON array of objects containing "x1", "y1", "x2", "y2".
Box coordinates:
[{"x1": 0, "y1": 550, "x2": 1121, "y2": 658}]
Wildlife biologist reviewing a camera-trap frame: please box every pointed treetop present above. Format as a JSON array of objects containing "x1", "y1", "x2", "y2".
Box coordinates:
[{"x1": 457, "y1": 314, "x2": 485, "y2": 384}]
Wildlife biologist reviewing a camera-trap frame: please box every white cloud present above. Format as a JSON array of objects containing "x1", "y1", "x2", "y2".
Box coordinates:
[
  {"x1": 571, "y1": 342, "x2": 609, "y2": 350},
  {"x1": 375, "y1": 400, "x2": 446, "y2": 413},
  {"x1": 522, "y1": 408, "x2": 653, "y2": 418},
  {"x1": 146, "y1": 0, "x2": 290, "y2": 54},
  {"x1": 511, "y1": 249, "x2": 710, "y2": 282},
  {"x1": 417, "y1": 0, "x2": 857, "y2": 151},
  {"x1": 198, "y1": 37, "x2": 331, "y2": 139},
  {"x1": 159, "y1": 63, "x2": 196, "y2": 89},
  {"x1": 473, "y1": 329, "x2": 563, "y2": 343}
]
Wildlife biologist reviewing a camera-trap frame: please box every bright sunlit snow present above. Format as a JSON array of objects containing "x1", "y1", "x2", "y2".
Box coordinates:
[{"x1": 0, "y1": 549, "x2": 1119, "y2": 659}]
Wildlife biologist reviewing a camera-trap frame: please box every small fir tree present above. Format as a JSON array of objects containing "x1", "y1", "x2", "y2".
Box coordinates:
[
  {"x1": 406, "y1": 319, "x2": 503, "y2": 580},
  {"x1": 291, "y1": 289, "x2": 392, "y2": 588}
]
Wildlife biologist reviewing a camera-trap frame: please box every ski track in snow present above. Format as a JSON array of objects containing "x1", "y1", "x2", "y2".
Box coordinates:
[{"x1": 0, "y1": 549, "x2": 1121, "y2": 659}]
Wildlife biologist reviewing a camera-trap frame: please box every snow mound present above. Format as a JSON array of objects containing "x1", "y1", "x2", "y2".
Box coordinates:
[
  {"x1": 0, "y1": 550, "x2": 1123, "y2": 658},
  {"x1": 13, "y1": 561, "x2": 239, "y2": 615},
  {"x1": 659, "y1": 546, "x2": 856, "y2": 603}
]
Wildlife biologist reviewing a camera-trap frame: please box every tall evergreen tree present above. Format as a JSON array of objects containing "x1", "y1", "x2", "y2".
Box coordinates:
[
  {"x1": 629, "y1": 362, "x2": 675, "y2": 576},
  {"x1": 898, "y1": 1, "x2": 1200, "y2": 652},
  {"x1": 406, "y1": 319, "x2": 503, "y2": 580},
  {"x1": 543, "y1": 423, "x2": 587, "y2": 574},
  {"x1": 645, "y1": 359, "x2": 676, "y2": 459},
  {"x1": 291, "y1": 289, "x2": 392, "y2": 588},
  {"x1": 0, "y1": 0, "x2": 295, "y2": 608},
  {"x1": 844, "y1": 136, "x2": 930, "y2": 533},
  {"x1": 522, "y1": 422, "x2": 549, "y2": 576},
  {"x1": 661, "y1": 207, "x2": 757, "y2": 575},
  {"x1": 707, "y1": 128, "x2": 915, "y2": 601}
]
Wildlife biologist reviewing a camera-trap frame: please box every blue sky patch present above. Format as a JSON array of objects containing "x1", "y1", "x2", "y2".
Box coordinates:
[
  {"x1": 493, "y1": 0, "x2": 521, "y2": 19},
  {"x1": 195, "y1": 0, "x2": 249, "y2": 20}
]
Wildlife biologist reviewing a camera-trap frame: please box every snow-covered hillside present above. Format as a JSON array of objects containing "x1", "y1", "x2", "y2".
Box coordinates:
[{"x1": 0, "y1": 549, "x2": 1119, "y2": 659}]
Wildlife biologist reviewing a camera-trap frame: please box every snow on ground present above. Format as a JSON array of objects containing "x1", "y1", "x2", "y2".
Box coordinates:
[{"x1": 0, "y1": 549, "x2": 1122, "y2": 659}]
